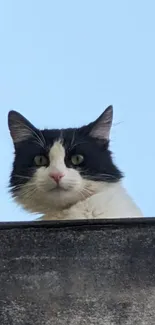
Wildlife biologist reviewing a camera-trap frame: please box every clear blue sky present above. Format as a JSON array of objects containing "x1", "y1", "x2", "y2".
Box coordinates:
[{"x1": 0, "y1": 0, "x2": 154, "y2": 221}]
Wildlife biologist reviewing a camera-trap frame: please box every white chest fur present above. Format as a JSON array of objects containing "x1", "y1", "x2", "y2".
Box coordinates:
[{"x1": 42, "y1": 182, "x2": 143, "y2": 220}]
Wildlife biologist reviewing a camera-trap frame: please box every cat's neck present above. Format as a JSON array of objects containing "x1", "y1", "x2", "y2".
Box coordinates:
[{"x1": 40, "y1": 181, "x2": 143, "y2": 220}]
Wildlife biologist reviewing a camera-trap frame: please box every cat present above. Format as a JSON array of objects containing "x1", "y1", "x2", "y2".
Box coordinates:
[{"x1": 8, "y1": 105, "x2": 143, "y2": 220}]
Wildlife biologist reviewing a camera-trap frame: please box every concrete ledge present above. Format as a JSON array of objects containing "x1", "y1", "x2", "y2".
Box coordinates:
[{"x1": 0, "y1": 218, "x2": 155, "y2": 325}]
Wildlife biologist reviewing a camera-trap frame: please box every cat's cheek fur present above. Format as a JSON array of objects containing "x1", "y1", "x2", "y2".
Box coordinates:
[
  {"x1": 41, "y1": 182, "x2": 143, "y2": 220},
  {"x1": 34, "y1": 165, "x2": 84, "y2": 192},
  {"x1": 14, "y1": 166, "x2": 90, "y2": 214}
]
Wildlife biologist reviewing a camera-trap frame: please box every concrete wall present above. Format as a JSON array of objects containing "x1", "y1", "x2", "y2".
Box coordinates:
[{"x1": 0, "y1": 218, "x2": 155, "y2": 325}]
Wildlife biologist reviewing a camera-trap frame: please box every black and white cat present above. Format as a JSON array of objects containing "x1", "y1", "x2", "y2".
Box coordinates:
[{"x1": 8, "y1": 106, "x2": 143, "y2": 220}]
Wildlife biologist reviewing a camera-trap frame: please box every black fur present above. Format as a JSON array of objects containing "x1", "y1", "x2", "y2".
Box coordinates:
[{"x1": 9, "y1": 128, "x2": 123, "y2": 194}]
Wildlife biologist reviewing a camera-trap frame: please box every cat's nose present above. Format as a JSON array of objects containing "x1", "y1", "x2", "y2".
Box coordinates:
[{"x1": 49, "y1": 172, "x2": 65, "y2": 183}]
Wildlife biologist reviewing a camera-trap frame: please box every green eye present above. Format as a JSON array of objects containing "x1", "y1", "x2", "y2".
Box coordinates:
[
  {"x1": 34, "y1": 155, "x2": 48, "y2": 167},
  {"x1": 71, "y1": 154, "x2": 84, "y2": 165}
]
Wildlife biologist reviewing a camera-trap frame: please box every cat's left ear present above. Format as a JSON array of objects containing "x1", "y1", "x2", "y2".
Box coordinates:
[
  {"x1": 8, "y1": 110, "x2": 37, "y2": 145},
  {"x1": 88, "y1": 105, "x2": 113, "y2": 141}
]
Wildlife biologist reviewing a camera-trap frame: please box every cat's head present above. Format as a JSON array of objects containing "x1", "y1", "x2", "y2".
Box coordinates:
[{"x1": 8, "y1": 106, "x2": 123, "y2": 215}]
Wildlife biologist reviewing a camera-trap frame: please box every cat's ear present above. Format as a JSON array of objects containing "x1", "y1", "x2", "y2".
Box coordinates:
[
  {"x1": 8, "y1": 110, "x2": 36, "y2": 145},
  {"x1": 88, "y1": 105, "x2": 113, "y2": 141}
]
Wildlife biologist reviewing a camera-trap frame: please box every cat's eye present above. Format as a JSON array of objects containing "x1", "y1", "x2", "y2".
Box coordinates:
[
  {"x1": 34, "y1": 155, "x2": 48, "y2": 167},
  {"x1": 71, "y1": 154, "x2": 84, "y2": 165}
]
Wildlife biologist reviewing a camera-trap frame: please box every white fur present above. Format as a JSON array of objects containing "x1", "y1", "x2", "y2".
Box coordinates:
[
  {"x1": 40, "y1": 182, "x2": 143, "y2": 220},
  {"x1": 14, "y1": 141, "x2": 143, "y2": 220}
]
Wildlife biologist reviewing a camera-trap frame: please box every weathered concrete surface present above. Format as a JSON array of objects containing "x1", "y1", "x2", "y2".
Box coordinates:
[{"x1": 0, "y1": 218, "x2": 155, "y2": 325}]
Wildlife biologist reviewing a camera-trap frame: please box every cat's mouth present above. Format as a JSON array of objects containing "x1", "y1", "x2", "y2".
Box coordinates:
[{"x1": 48, "y1": 185, "x2": 70, "y2": 192}]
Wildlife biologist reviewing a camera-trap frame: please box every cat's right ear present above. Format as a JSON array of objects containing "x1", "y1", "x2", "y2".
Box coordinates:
[
  {"x1": 86, "y1": 105, "x2": 113, "y2": 141},
  {"x1": 8, "y1": 110, "x2": 36, "y2": 145}
]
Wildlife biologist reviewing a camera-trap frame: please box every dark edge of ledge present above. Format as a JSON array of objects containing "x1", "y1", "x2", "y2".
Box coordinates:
[{"x1": 0, "y1": 218, "x2": 155, "y2": 231}]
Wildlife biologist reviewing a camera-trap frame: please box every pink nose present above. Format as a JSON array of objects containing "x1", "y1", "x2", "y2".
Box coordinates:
[{"x1": 49, "y1": 172, "x2": 64, "y2": 183}]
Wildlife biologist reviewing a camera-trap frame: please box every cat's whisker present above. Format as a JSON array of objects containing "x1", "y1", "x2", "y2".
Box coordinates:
[
  {"x1": 82, "y1": 173, "x2": 117, "y2": 181},
  {"x1": 83, "y1": 188, "x2": 94, "y2": 196},
  {"x1": 13, "y1": 183, "x2": 36, "y2": 189},
  {"x1": 69, "y1": 140, "x2": 89, "y2": 151},
  {"x1": 16, "y1": 120, "x2": 46, "y2": 149},
  {"x1": 18, "y1": 186, "x2": 37, "y2": 200},
  {"x1": 62, "y1": 180, "x2": 81, "y2": 185},
  {"x1": 70, "y1": 129, "x2": 76, "y2": 147},
  {"x1": 78, "y1": 190, "x2": 86, "y2": 201},
  {"x1": 33, "y1": 137, "x2": 45, "y2": 149},
  {"x1": 39, "y1": 130, "x2": 46, "y2": 147},
  {"x1": 13, "y1": 174, "x2": 31, "y2": 180},
  {"x1": 97, "y1": 173, "x2": 117, "y2": 178},
  {"x1": 32, "y1": 139, "x2": 45, "y2": 149},
  {"x1": 10, "y1": 181, "x2": 38, "y2": 192},
  {"x1": 77, "y1": 187, "x2": 94, "y2": 200},
  {"x1": 59, "y1": 130, "x2": 64, "y2": 144}
]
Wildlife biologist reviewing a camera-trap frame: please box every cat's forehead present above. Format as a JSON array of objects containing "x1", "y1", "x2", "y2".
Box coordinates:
[
  {"x1": 42, "y1": 127, "x2": 82, "y2": 147},
  {"x1": 49, "y1": 141, "x2": 65, "y2": 161}
]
